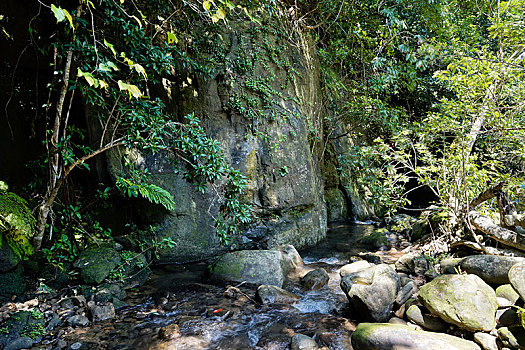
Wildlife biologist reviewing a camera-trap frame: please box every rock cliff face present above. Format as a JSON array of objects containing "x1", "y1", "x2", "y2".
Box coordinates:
[{"x1": 105, "y1": 16, "x2": 328, "y2": 262}]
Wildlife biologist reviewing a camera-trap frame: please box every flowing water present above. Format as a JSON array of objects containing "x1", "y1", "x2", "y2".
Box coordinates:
[{"x1": 54, "y1": 223, "x2": 405, "y2": 350}]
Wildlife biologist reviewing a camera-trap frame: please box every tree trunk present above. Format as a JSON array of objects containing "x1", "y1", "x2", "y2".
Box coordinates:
[{"x1": 469, "y1": 210, "x2": 525, "y2": 252}]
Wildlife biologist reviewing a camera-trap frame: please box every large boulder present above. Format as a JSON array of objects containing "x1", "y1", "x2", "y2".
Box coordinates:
[
  {"x1": 509, "y1": 261, "x2": 525, "y2": 302},
  {"x1": 459, "y1": 255, "x2": 524, "y2": 284},
  {"x1": 351, "y1": 323, "x2": 480, "y2": 350},
  {"x1": 209, "y1": 250, "x2": 284, "y2": 287},
  {"x1": 340, "y1": 264, "x2": 400, "y2": 322},
  {"x1": 395, "y1": 253, "x2": 429, "y2": 275},
  {"x1": 279, "y1": 245, "x2": 303, "y2": 276},
  {"x1": 418, "y1": 274, "x2": 497, "y2": 332},
  {"x1": 340, "y1": 260, "x2": 371, "y2": 277},
  {"x1": 73, "y1": 243, "x2": 122, "y2": 285}
]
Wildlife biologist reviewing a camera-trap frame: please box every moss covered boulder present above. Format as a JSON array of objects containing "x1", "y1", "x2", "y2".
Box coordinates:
[
  {"x1": 418, "y1": 274, "x2": 497, "y2": 332},
  {"x1": 209, "y1": 250, "x2": 284, "y2": 287},
  {"x1": 351, "y1": 323, "x2": 480, "y2": 350},
  {"x1": 0, "y1": 234, "x2": 20, "y2": 272},
  {"x1": 73, "y1": 243, "x2": 122, "y2": 285}
]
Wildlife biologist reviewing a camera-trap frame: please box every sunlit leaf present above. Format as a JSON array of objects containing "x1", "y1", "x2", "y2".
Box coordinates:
[
  {"x1": 167, "y1": 32, "x2": 178, "y2": 44},
  {"x1": 203, "y1": 0, "x2": 212, "y2": 11},
  {"x1": 104, "y1": 39, "x2": 117, "y2": 57},
  {"x1": 118, "y1": 80, "x2": 143, "y2": 99}
]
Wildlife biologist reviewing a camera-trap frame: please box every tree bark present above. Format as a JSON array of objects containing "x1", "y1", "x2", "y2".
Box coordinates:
[{"x1": 469, "y1": 210, "x2": 525, "y2": 252}]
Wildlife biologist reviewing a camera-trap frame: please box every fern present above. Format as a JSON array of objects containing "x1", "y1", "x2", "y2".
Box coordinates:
[{"x1": 116, "y1": 177, "x2": 175, "y2": 211}]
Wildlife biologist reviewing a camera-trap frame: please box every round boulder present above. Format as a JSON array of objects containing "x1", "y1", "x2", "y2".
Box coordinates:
[
  {"x1": 301, "y1": 268, "x2": 329, "y2": 290},
  {"x1": 351, "y1": 323, "x2": 480, "y2": 350},
  {"x1": 340, "y1": 264, "x2": 400, "y2": 322},
  {"x1": 256, "y1": 285, "x2": 300, "y2": 304},
  {"x1": 509, "y1": 261, "x2": 525, "y2": 302},
  {"x1": 418, "y1": 274, "x2": 497, "y2": 332},
  {"x1": 460, "y1": 255, "x2": 524, "y2": 285}
]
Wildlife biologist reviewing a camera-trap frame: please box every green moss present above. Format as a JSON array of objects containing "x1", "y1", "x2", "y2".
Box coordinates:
[
  {"x1": 20, "y1": 323, "x2": 45, "y2": 339},
  {"x1": 0, "y1": 186, "x2": 35, "y2": 259}
]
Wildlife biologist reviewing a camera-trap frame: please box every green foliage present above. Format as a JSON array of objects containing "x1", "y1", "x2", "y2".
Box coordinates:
[
  {"x1": 42, "y1": 233, "x2": 78, "y2": 270},
  {"x1": 20, "y1": 323, "x2": 45, "y2": 339},
  {"x1": 0, "y1": 183, "x2": 35, "y2": 259},
  {"x1": 116, "y1": 177, "x2": 175, "y2": 211}
]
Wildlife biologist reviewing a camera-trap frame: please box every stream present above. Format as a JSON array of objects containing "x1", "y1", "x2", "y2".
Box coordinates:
[{"x1": 55, "y1": 222, "x2": 407, "y2": 350}]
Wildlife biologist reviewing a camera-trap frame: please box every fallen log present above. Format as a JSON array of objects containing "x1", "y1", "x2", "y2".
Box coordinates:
[
  {"x1": 469, "y1": 211, "x2": 525, "y2": 252},
  {"x1": 450, "y1": 240, "x2": 525, "y2": 257}
]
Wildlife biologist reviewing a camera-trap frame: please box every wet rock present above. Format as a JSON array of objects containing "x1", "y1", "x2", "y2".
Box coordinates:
[
  {"x1": 439, "y1": 258, "x2": 463, "y2": 274},
  {"x1": 498, "y1": 326, "x2": 525, "y2": 349},
  {"x1": 473, "y1": 332, "x2": 498, "y2": 350},
  {"x1": 291, "y1": 334, "x2": 318, "y2": 350},
  {"x1": 339, "y1": 261, "x2": 371, "y2": 277},
  {"x1": 359, "y1": 230, "x2": 388, "y2": 249},
  {"x1": 73, "y1": 243, "x2": 122, "y2": 285},
  {"x1": 509, "y1": 261, "x2": 525, "y2": 302},
  {"x1": 0, "y1": 310, "x2": 45, "y2": 349},
  {"x1": 256, "y1": 285, "x2": 300, "y2": 304},
  {"x1": 351, "y1": 323, "x2": 480, "y2": 350},
  {"x1": 89, "y1": 302, "x2": 115, "y2": 322},
  {"x1": 66, "y1": 315, "x2": 89, "y2": 327},
  {"x1": 209, "y1": 250, "x2": 285, "y2": 287},
  {"x1": 460, "y1": 255, "x2": 524, "y2": 284},
  {"x1": 4, "y1": 337, "x2": 33, "y2": 350},
  {"x1": 158, "y1": 324, "x2": 181, "y2": 340},
  {"x1": 496, "y1": 284, "x2": 520, "y2": 306},
  {"x1": 59, "y1": 298, "x2": 75, "y2": 309},
  {"x1": 418, "y1": 274, "x2": 497, "y2": 332},
  {"x1": 280, "y1": 245, "x2": 303, "y2": 276},
  {"x1": 70, "y1": 342, "x2": 83, "y2": 350},
  {"x1": 395, "y1": 253, "x2": 429, "y2": 275},
  {"x1": 340, "y1": 264, "x2": 400, "y2": 322},
  {"x1": 301, "y1": 268, "x2": 329, "y2": 290},
  {"x1": 94, "y1": 283, "x2": 126, "y2": 303},
  {"x1": 0, "y1": 235, "x2": 20, "y2": 272},
  {"x1": 405, "y1": 305, "x2": 447, "y2": 332}
]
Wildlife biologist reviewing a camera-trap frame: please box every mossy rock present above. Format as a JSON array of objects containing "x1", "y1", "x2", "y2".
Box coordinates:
[
  {"x1": 209, "y1": 250, "x2": 284, "y2": 287},
  {"x1": 359, "y1": 230, "x2": 387, "y2": 249},
  {"x1": 73, "y1": 243, "x2": 121, "y2": 285},
  {"x1": 0, "y1": 271, "x2": 26, "y2": 302},
  {"x1": 0, "y1": 310, "x2": 45, "y2": 349},
  {"x1": 351, "y1": 323, "x2": 480, "y2": 350},
  {"x1": 418, "y1": 274, "x2": 497, "y2": 332}
]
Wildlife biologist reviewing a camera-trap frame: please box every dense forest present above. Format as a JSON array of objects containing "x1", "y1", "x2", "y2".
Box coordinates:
[{"x1": 1, "y1": 0, "x2": 525, "y2": 349}]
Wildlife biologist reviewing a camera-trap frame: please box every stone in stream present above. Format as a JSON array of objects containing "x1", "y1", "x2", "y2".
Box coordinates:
[
  {"x1": 340, "y1": 264, "x2": 400, "y2": 322},
  {"x1": 339, "y1": 261, "x2": 371, "y2": 277},
  {"x1": 395, "y1": 253, "x2": 429, "y2": 275},
  {"x1": 405, "y1": 304, "x2": 447, "y2": 332},
  {"x1": 279, "y1": 245, "x2": 303, "y2": 276},
  {"x1": 394, "y1": 280, "x2": 418, "y2": 308},
  {"x1": 497, "y1": 308, "x2": 520, "y2": 327},
  {"x1": 497, "y1": 326, "x2": 525, "y2": 349},
  {"x1": 73, "y1": 242, "x2": 122, "y2": 285},
  {"x1": 89, "y1": 302, "x2": 115, "y2": 322},
  {"x1": 439, "y1": 258, "x2": 463, "y2": 274},
  {"x1": 301, "y1": 268, "x2": 329, "y2": 290},
  {"x1": 473, "y1": 332, "x2": 499, "y2": 350},
  {"x1": 459, "y1": 255, "x2": 524, "y2": 285},
  {"x1": 351, "y1": 323, "x2": 481, "y2": 350},
  {"x1": 290, "y1": 334, "x2": 319, "y2": 350},
  {"x1": 496, "y1": 284, "x2": 521, "y2": 306},
  {"x1": 418, "y1": 274, "x2": 497, "y2": 332},
  {"x1": 209, "y1": 250, "x2": 285, "y2": 287},
  {"x1": 66, "y1": 315, "x2": 89, "y2": 327},
  {"x1": 509, "y1": 261, "x2": 525, "y2": 302},
  {"x1": 256, "y1": 285, "x2": 300, "y2": 304}
]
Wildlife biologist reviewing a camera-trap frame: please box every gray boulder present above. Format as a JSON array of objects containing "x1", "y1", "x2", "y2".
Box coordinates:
[
  {"x1": 301, "y1": 268, "x2": 329, "y2": 290},
  {"x1": 256, "y1": 285, "x2": 300, "y2": 304},
  {"x1": 340, "y1": 261, "x2": 371, "y2": 277},
  {"x1": 395, "y1": 253, "x2": 429, "y2": 275},
  {"x1": 351, "y1": 323, "x2": 480, "y2": 350},
  {"x1": 473, "y1": 333, "x2": 498, "y2": 350},
  {"x1": 496, "y1": 284, "x2": 520, "y2": 306},
  {"x1": 290, "y1": 334, "x2": 318, "y2": 350},
  {"x1": 418, "y1": 274, "x2": 497, "y2": 332},
  {"x1": 279, "y1": 245, "x2": 303, "y2": 275},
  {"x1": 460, "y1": 255, "x2": 524, "y2": 284},
  {"x1": 209, "y1": 250, "x2": 284, "y2": 287},
  {"x1": 405, "y1": 304, "x2": 447, "y2": 332},
  {"x1": 89, "y1": 302, "x2": 115, "y2": 322},
  {"x1": 498, "y1": 326, "x2": 525, "y2": 349},
  {"x1": 340, "y1": 264, "x2": 400, "y2": 322},
  {"x1": 509, "y1": 261, "x2": 525, "y2": 302},
  {"x1": 439, "y1": 258, "x2": 463, "y2": 274}
]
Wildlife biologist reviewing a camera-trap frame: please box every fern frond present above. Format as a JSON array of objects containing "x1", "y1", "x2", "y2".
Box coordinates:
[{"x1": 116, "y1": 177, "x2": 175, "y2": 211}]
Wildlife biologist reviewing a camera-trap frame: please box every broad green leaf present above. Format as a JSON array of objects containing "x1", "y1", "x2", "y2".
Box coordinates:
[
  {"x1": 132, "y1": 63, "x2": 147, "y2": 80},
  {"x1": 215, "y1": 8, "x2": 226, "y2": 20},
  {"x1": 118, "y1": 80, "x2": 143, "y2": 99},
  {"x1": 167, "y1": 32, "x2": 178, "y2": 44},
  {"x1": 104, "y1": 39, "x2": 117, "y2": 57},
  {"x1": 98, "y1": 63, "x2": 112, "y2": 72},
  {"x1": 51, "y1": 4, "x2": 65, "y2": 22},
  {"x1": 203, "y1": 0, "x2": 212, "y2": 11},
  {"x1": 106, "y1": 61, "x2": 119, "y2": 71}
]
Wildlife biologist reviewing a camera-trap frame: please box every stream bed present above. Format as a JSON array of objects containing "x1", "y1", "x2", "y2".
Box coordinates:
[{"x1": 53, "y1": 223, "x2": 407, "y2": 350}]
